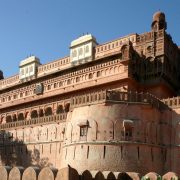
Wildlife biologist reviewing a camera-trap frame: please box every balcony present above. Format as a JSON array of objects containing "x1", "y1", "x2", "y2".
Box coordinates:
[{"x1": 0, "y1": 113, "x2": 67, "y2": 130}]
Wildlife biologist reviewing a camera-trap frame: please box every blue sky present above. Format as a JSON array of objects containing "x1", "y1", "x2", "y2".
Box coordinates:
[{"x1": 0, "y1": 0, "x2": 180, "y2": 77}]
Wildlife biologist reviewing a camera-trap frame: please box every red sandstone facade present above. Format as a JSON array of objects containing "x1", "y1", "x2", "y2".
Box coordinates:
[{"x1": 0, "y1": 12, "x2": 180, "y2": 179}]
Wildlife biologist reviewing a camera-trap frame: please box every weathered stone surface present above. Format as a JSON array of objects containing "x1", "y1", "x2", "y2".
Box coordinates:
[
  {"x1": 22, "y1": 166, "x2": 40, "y2": 180},
  {"x1": 9, "y1": 167, "x2": 24, "y2": 180},
  {"x1": 0, "y1": 166, "x2": 11, "y2": 180},
  {"x1": 38, "y1": 167, "x2": 57, "y2": 180}
]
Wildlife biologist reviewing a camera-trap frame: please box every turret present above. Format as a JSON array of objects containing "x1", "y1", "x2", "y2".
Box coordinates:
[
  {"x1": 0, "y1": 70, "x2": 4, "y2": 80},
  {"x1": 151, "y1": 11, "x2": 167, "y2": 31}
]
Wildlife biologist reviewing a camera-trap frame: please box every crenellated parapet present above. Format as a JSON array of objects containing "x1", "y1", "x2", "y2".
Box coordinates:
[{"x1": 0, "y1": 165, "x2": 179, "y2": 180}]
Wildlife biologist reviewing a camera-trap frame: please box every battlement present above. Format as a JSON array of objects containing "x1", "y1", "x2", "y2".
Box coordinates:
[{"x1": 0, "y1": 166, "x2": 179, "y2": 180}]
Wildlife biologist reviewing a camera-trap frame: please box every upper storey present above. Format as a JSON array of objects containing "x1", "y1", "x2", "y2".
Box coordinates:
[
  {"x1": 0, "y1": 33, "x2": 137, "y2": 91},
  {"x1": 0, "y1": 11, "x2": 179, "y2": 97}
]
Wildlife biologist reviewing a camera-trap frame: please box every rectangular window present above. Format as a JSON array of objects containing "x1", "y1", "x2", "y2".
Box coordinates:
[
  {"x1": 80, "y1": 126, "x2": 88, "y2": 141},
  {"x1": 80, "y1": 126, "x2": 87, "y2": 137}
]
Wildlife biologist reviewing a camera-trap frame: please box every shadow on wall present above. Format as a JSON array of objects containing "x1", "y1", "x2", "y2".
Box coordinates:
[{"x1": 0, "y1": 130, "x2": 52, "y2": 168}]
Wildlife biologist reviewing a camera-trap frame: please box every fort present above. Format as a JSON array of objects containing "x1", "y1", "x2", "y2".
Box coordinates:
[{"x1": 0, "y1": 12, "x2": 180, "y2": 180}]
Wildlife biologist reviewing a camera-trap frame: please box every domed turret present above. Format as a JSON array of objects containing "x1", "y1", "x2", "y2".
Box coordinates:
[
  {"x1": 151, "y1": 11, "x2": 167, "y2": 31},
  {"x1": 0, "y1": 70, "x2": 4, "y2": 80}
]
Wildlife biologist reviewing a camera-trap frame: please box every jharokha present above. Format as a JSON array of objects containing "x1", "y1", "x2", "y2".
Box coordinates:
[{"x1": 0, "y1": 12, "x2": 180, "y2": 179}]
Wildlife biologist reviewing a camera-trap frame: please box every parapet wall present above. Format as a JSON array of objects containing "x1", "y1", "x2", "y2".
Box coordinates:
[{"x1": 0, "y1": 166, "x2": 179, "y2": 180}]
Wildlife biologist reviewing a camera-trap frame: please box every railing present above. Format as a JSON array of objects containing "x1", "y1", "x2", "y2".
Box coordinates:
[
  {"x1": 71, "y1": 90, "x2": 107, "y2": 108},
  {"x1": 95, "y1": 34, "x2": 136, "y2": 59},
  {"x1": 136, "y1": 29, "x2": 164, "y2": 43},
  {"x1": 0, "y1": 113, "x2": 67, "y2": 130},
  {"x1": 0, "y1": 74, "x2": 19, "y2": 90},
  {"x1": 37, "y1": 56, "x2": 70, "y2": 76},
  {"x1": 162, "y1": 96, "x2": 180, "y2": 108},
  {"x1": 106, "y1": 91, "x2": 165, "y2": 109},
  {"x1": 71, "y1": 90, "x2": 165, "y2": 110}
]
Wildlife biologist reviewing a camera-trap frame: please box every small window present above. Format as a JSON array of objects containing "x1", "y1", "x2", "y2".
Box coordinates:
[
  {"x1": 80, "y1": 126, "x2": 87, "y2": 137},
  {"x1": 54, "y1": 83, "x2": 57, "y2": 88},
  {"x1": 47, "y1": 85, "x2": 51, "y2": 90},
  {"x1": 13, "y1": 94, "x2": 17, "y2": 99},
  {"x1": 122, "y1": 120, "x2": 133, "y2": 141},
  {"x1": 8, "y1": 96, "x2": 11, "y2": 101}
]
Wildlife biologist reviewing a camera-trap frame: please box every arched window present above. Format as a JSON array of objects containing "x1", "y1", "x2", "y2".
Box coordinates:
[
  {"x1": 45, "y1": 107, "x2": 53, "y2": 116},
  {"x1": 8, "y1": 96, "x2": 11, "y2": 101},
  {"x1": 76, "y1": 77, "x2": 80, "y2": 83},
  {"x1": 97, "y1": 71, "x2": 101, "y2": 77},
  {"x1": 39, "y1": 109, "x2": 44, "y2": 117},
  {"x1": 89, "y1": 73, "x2": 93, "y2": 79},
  {"x1": 54, "y1": 83, "x2": 57, "y2": 88},
  {"x1": 18, "y1": 113, "x2": 24, "y2": 121},
  {"x1": 64, "y1": 103, "x2": 70, "y2": 113},
  {"x1": 59, "y1": 81, "x2": 63, "y2": 87},
  {"x1": 31, "y1": 110, "x2": 38, "y2": 119},
  {"x1": 56, "y1": 105, "x2": 64, "y2": 114},
  {"x1": 67, "y1": 79, "x2": 71, "y2": 85},
  {"x1": 12, "y1": 114, "x2": 17, "y2": 122},
  {"x1": 6, "y1": 116, "x2": 12, "y2": 123},
  {"x1": 47, "y1": 85, "x2": 51, "y2": 90},
  {"x1": 121, "y1": 45, "x2": 128, "y2": 59},
  {"x1": 122, "y1": 120, "x2": 134, "y2": 141}
]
